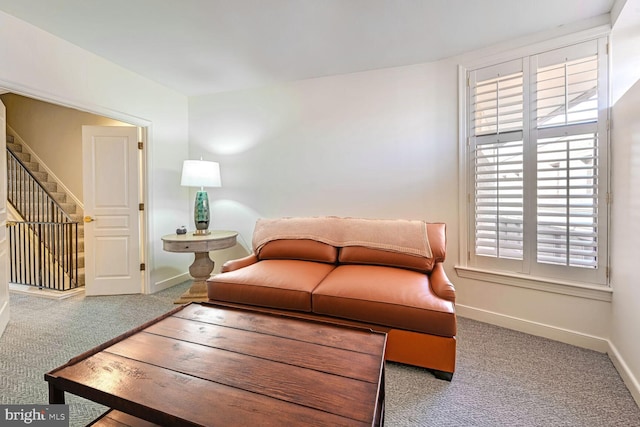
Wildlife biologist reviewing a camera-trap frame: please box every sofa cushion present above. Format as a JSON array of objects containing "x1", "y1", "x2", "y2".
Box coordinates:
[
  {"x1": 312, "y1": 265, "x2": 456, "y2": 337},
  {"x1": 339, "y1": 246, "x2": 434, "y2": 273},
  {"x1": 258, "y1": 239, "x2": 337, "y2": 264},
  {"x1": 208, "y1": 259, "x2": 335, "y2": 312}
]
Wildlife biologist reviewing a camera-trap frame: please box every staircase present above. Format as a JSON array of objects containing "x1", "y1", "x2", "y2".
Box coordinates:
[{"x1": 6, "y1": 133, "x2": 85, "y2": 289}]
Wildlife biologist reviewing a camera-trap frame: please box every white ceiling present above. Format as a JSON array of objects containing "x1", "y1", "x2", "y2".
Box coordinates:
[{"x1": 0, "y1": 0, "x2": 616, "y2": 96}]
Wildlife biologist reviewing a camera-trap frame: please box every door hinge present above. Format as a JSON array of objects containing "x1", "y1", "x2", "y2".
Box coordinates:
[
  {"x1": 138, "y1": 141, "x2": 144, "y2": 150},
  {"x1": 140, "y1": 263, "x2": 146, "y2": 271},
  {"x1": 606, "y1": 192, "x2": 612, "y2": 205},
  {"x1": 606, "y1": 266, "x2": 610, "y2": 279},
  {"x1": 139, "y1": 203, "x2": 144, "y2": 211}
]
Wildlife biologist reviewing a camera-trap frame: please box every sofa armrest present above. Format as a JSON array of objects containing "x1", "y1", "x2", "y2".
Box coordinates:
[
  {"x1": 430, "y1": 262, "x2": 455, "y2": 303},
  {"x1": 220, "y1": 254, "x2": 259, "y2": 273}
]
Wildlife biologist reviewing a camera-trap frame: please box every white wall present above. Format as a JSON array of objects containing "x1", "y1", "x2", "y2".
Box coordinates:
[
  {"x1": 0, "y1": 11, "x2": 191, "y2": 293},
  {"x1": 189, "y1": 60, "x2": 459, "y2": 252},
  {"x1": 611, "y1": 0, "x2": 640, "y2": 104},
  {"x1": 609, "y1": 0, "x2": 640, "y2": 403},
  {"x1": 610, "y1": 78, "x2": 640, "y2": 405}
]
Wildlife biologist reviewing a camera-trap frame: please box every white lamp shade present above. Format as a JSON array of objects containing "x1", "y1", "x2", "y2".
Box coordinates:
[{"x1": 180, "y1": 160, "x2": 222, "y2": 188}]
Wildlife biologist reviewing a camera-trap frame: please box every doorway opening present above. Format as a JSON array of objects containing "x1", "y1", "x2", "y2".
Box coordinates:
[{"x1": 0, "y1": 91, "x2": 149, "y2": 297}]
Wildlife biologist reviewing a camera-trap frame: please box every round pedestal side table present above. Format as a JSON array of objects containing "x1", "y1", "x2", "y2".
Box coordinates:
[{"x1": 162, "y1": 230, "x2": 238, "y2": 304}]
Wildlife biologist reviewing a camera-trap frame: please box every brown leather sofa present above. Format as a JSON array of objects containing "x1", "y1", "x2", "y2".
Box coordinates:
[{"x1": 206, "y1": 217, "x2": 457, "y2": 380}]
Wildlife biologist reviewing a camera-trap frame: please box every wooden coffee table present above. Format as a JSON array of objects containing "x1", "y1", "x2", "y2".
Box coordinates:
[{"x1": 45, "y1": 303, "x2": 387, "y2": 426}]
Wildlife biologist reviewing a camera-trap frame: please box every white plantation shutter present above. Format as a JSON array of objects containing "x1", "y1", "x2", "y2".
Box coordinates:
[
  {"x1": 536, "y1": 129, "x2": 598, "y2": 268},
  {"x1": 532, "y1": 42, "x2": 601, "y2": 271},
  {"x1": 474, "y1": 133, "x2": 524, "y2": 260},
  {"x1": 467, "y1": 39, "x2": 608, "y2": 285},
  {"x1": 470, "y1": 60, "x2": 525, "y2": 262}
]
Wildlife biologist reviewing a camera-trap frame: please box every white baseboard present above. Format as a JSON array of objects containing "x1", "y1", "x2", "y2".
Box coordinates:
[
  {"x1": 0, "y1": 298, "x2": 9, "y2": 338},
  {"x1": 607, "y1": 341, "x2": 640, "y2": 408},
  {"x1": 152, "y1": 273, "x2": 190, "y2": 293},
  {"x1": 456, "y1": 304, "x2": 610, "y2": 352},
  {"x1": 9, "y1": 283, "x2": 84, "y2": 300}
]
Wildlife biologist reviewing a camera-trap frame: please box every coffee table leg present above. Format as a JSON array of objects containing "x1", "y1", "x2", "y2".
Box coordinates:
[
  {"x1": 376, "y1": 365, "x2": 385, "y2": 426},
  {"x1": 48, "y1": 383, "x2": 65, "y2": 404}
]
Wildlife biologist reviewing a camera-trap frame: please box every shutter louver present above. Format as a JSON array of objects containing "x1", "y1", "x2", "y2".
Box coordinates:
[{"x1": 471, "y1": 67, "x2": 524, "y2": 260}]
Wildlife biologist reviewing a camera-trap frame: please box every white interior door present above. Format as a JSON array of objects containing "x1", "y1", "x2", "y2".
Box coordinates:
[
  {"x1": 0, "y1": 100, "x2": 9, "y2": 335},
  {"x1": 82, "y1": 126, "x2": 140, "y2": 295}
]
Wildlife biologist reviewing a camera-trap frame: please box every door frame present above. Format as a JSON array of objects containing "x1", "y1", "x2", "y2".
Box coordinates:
[
  {"x1": 0, "y1": 99, "x2": 9, "y2": 337},
  {"x1": 0, "y1": 84, "x2": 152, "y2": 294}
]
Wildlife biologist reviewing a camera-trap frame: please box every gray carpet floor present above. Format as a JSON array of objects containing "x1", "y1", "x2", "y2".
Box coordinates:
[{"x1": 1, "y1": 282, "x2": 639, "y2": 426}]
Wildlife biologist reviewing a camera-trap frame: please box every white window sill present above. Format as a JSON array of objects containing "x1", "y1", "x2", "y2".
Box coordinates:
[{"x1": 454, "y1": 266, "x2": 612, "y2": 302}]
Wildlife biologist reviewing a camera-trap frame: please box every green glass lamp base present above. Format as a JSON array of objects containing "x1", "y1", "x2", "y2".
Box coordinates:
[{"x1": 193, "y1": 190, "x2": 210, "y2": 235}]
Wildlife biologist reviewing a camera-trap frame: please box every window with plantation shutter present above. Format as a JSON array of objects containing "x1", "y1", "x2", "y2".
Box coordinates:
[{"x1": 466, "y1": 38, "x2": 609, "y2": 285}]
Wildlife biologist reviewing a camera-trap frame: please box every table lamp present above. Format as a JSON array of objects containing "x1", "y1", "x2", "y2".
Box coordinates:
[{"x1": 181, "y1": 159, "x2": 222, "y2": 235}]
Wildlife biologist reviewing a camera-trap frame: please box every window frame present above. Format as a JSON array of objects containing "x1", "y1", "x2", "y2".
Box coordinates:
[{"x1": 456, "y1": 26, "x2": 611, "y2": 299}]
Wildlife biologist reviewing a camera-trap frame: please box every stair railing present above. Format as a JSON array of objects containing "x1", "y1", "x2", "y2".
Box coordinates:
[{"x1": 6, "y1": 149, "x2": 80, "y2": 290}]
